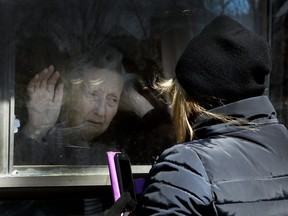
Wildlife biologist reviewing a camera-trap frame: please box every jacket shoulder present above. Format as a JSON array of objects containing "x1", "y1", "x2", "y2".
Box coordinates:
[{"x1": 138, "y1": 143, "x2": 216, "y2": 215}]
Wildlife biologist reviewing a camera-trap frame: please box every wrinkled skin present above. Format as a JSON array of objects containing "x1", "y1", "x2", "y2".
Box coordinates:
[{"x1": 22, "y1": 65, "x2": 64, "y2": 139}]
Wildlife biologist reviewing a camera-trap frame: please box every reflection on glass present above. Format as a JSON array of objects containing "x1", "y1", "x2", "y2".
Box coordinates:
[
  {"x1": 14, "y1": 46, "x2": 175, "y2": 165},
  {"x1": 9, "y1": 0, "x2": 267, "y2": 167},
  {"x1": 270, "y1": 1, "x2": 288, "y2": 127}
]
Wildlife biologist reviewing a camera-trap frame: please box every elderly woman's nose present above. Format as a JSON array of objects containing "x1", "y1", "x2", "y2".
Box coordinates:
[{"x1": 94, "y1": 98, "x2": 106, "y2": 116}]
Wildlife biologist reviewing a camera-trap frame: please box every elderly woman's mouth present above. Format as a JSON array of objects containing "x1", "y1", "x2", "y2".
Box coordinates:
[{"x1": 86, "y1": 120, "x2": 103, "y2": 126}]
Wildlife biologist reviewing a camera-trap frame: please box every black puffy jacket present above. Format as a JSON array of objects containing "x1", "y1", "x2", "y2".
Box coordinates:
[{"x1": 137, "y1": 96, "x2": 288, "y2": 216}]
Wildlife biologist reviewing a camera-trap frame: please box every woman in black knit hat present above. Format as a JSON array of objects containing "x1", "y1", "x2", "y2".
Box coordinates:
[{"x1": 133, "y1": 15, "x2": 288, "y2": 215}]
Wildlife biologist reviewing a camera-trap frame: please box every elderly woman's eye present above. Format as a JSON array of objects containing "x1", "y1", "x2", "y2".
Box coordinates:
[
  {"x1": 89, "y1": 92, "x2": 97, "y2": 97},
  {"x1": 86, "y1": 91, "x2": 99, "y2": 100},
  {"x1": 107, "y1": 96, "x2": 119, "y2": 107}
]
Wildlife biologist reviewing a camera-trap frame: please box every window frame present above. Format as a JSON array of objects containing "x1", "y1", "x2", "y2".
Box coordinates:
[{"x1": 0, "y1": 0, "x2": 271, "y2": 192}]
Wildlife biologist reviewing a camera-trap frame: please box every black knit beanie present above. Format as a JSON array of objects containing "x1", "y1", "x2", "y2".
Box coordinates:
[{"x1": 175, "y1": 15, "x2": 271, "y2": 109}]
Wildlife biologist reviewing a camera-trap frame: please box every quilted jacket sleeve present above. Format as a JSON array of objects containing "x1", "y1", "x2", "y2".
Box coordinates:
[{"x1": 136, "y1": 144, "x2": 216, "y2": 216}]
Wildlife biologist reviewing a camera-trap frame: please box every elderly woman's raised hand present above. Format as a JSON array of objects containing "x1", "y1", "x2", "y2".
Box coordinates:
[
  {"x1": 119, "y1": 84, "x2": 154, "y2": 118},
  {"x1": 22, "y1": 65, "x2": 64, "y2": 140}
]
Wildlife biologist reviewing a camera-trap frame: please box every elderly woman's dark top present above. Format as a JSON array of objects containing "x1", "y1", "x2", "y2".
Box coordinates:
[{"x1": 14, "y1": 108, "x2": 175, "y2": 165}]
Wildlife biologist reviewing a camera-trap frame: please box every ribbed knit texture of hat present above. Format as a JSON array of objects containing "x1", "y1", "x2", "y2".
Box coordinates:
[{"x1": 175, "y1": 15, "x2": 271, "y2": 109}]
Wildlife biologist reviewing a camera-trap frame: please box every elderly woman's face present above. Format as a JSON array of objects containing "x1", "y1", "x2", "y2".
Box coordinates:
[{"x1": 68, "y1": 67, "x2": 124, "y2": 139}]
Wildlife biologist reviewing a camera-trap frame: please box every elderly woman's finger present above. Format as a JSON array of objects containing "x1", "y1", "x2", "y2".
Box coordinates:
[
  {"x1": 38, "y1": 65, "x2": 54, "y2": 90},
  {"x1": 53, "y1": 83, "x2": 64, "y2": 105},
  {"x1": 47, "y1": 70, "x2": 61, "y2": 93},
  {"x1": 27, "y1": 74, "x2": 39, "y2": 94}
]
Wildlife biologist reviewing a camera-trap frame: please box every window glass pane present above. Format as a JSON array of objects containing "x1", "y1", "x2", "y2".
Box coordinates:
[
  {"x1": 0, "y1": 0, "x2": 268, "y2": 175},
  {"x1": 12, "y1": 0, "x2": 178, "y2": 169},
  {"x1": 269, "y1": 0, "x2": 288, "y2": 127}
]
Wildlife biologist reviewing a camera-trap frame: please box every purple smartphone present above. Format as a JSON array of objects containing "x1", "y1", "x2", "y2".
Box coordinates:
[{"x1": 107, "y1": 151, "x2": 137, "y2": 203}]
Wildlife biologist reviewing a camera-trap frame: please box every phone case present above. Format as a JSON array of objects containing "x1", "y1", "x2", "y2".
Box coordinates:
[{"x1": 107, "y1": 151, "x2": 121, "y2": 202}]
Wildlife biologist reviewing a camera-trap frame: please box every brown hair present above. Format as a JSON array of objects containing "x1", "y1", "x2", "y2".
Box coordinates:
[{"x1": 154, "y1": 79, "x2": 235, "y2": 143}]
